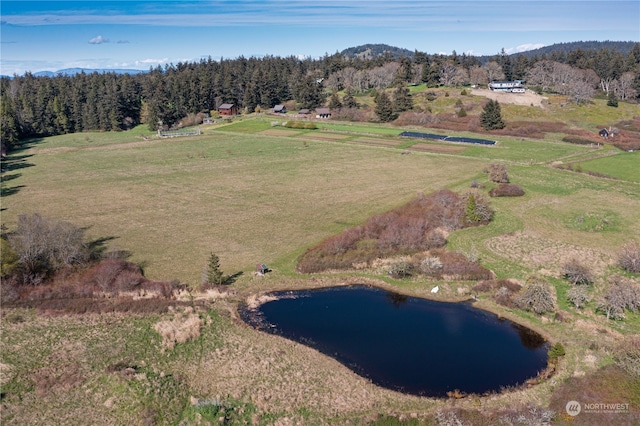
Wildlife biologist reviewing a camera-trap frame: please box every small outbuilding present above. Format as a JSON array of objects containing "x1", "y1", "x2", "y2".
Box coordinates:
[
  {"x1": 299, "y1": 109, "x2": 310, "y2": 115},
  {"x1": 273, "y1": 105, "x2": 287, "y2": 114},
  {"x1": 218, "y1": 103, "x2": 238, "y2": 116},
  {"x1": 315, "y1": 108, "x2": 331, "y2": 119}
]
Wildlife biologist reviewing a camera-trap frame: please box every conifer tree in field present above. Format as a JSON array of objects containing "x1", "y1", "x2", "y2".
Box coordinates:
[
  {"x1": 204, "y1": 252, "x2": 224, "y2": 285},
  {"x1": 480, "y1": 99, "x2": 505, "y2": 130},
  {"x1": 374, "y1": 91, "x2": 397, "y2": 122}
]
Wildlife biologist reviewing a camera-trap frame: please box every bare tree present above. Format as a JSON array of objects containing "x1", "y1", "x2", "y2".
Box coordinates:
[
  {"x1": 596, "y1": 275, "x2": 640, "y2": 320},
  {"x1": 613, "y1": 72, "x2": 639, "y2": 101},
  {"x1": 619, "y1": 241, "x2": 640, "y2": 273},
  {"x1": 562, "y1": 258, "x2": 594, "y2": 285},
  {"x1": 515, "y1": 275, "x2": 556, "y2": 314},
  {"x1": 368, "y1": 63, "x2": 399, "y2": 89},
  {"x1": 483, "y1": 61, "x2": 505, "y2": 82},
  {"x1": 7, "y1": 213, "x2": 91, "y2": 285},
  {"x1": 469, "y1": 66, "x2": 487, "y2": 86},
  {"x1": 567, "y1": 285, "x2": 591, "y2": 309},
  {"x1": 439, "y1": 61, "x2": 461, "y2": 87},
  {"x1": 565, "y1": 68, "x2": 598, "y2": 104}
]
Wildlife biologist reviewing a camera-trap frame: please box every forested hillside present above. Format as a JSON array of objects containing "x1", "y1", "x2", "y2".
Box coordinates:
[{"x1": 1, "y1": 42, "x2": 639, "y2": 152}]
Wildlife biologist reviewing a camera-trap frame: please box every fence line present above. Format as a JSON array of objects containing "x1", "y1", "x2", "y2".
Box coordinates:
[{"x1": 158, "y1": 127, "x2": 201, "y2": 138}]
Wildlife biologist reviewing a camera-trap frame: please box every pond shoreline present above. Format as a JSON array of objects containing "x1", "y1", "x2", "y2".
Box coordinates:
[
  {"x1": 236, "y1": 277, "x2": 557, "y2": 399},
  {"x1": 238, "y1": 276, "x2": 555, "y2": 344}
]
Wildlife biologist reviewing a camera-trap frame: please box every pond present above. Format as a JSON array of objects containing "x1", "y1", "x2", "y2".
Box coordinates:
[{"x1": 240, "y1": 285, "x2": 548, "y2": 397}]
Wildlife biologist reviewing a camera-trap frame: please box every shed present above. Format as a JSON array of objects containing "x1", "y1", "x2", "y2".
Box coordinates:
[
  {"x1": 315, "y1": 108, "x2": 331, "y2": 119},
  {"x1": 299, "y1": 109, "x2": 310, "y2": 115},
  {"x1": 273, "y1": 105, "x2": 287, "y2": 114},
  {"x1": 219, "y1": 103, "x2": 238, "y2": 116}
]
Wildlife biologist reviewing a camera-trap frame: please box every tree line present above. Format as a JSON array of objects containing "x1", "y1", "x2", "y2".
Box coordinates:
[{"x1": 2, "y1": 44, "x2": 639, "y2": 150}]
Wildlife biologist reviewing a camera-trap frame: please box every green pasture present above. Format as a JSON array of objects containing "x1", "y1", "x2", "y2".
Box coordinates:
[
  {"x1": 2, "y1": 125, "x2": 490, "y2": 285},
  {"x1": 575, "y1": 150, "x2": 640, "y2": 182},
  {"x1": 3, "y1": 117, "x2": 638, "y2": 292}
]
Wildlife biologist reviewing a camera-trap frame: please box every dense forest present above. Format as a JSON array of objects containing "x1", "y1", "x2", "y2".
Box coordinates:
[{"x1": 1, "y1": 41, "x2": 639, "y2": 151}]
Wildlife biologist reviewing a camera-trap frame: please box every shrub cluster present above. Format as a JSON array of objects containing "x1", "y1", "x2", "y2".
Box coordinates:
[
  {"x1": 485, "y1": 163, "x2": 509, "y2": 183},
  {"x1": 562, "y1": 135, "x2": 599, "y2": 145},
  {"x1": 561, "y1": 258, "x2": 594, "y2": 285},
  {"x1": 5, "y1": 213, "x2": 94, "y2": 285},
  {"x1": 472, "y1": 279, "x2": 522, "y2": 307},
  {"x1": 619, "y1": 241, "x2": 640, "y2": 273},
  {"x1": 514, "y1": 275, "x2": 556, "y2": 314},
  {"x1": 296, "y1": 190, "x2": 493, "y2": 273},
  {"x1": 596, "y1": 275, "x2": 640, "y2": 320},
  {"x1": 489, "y1": 183, "x2": 525, "y2": 197},
  {"x1": 567, "y1": 285, "x2": 591, "y2": 309}
]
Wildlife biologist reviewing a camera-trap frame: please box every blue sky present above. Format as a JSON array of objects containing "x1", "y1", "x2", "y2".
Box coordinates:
[{"x1": 1, "y1": 0, "x2": 638, "y2": 76}]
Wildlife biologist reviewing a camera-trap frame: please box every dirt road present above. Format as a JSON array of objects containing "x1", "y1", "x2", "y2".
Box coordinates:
[{"x1": 471, "y1": 88, "x2": 548, "y2": 107}]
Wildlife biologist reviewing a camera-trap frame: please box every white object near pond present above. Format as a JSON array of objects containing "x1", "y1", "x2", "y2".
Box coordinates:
[{"x1": 431, "y1": 286, "x2": 439, "y2": 293}]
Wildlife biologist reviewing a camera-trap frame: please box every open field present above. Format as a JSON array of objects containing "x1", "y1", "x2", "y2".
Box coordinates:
[
  {"x1": 1, "y1": 126, "x2": 491, "y2": 284},
  {"x1": 409, "y1": 142, "x2": 467, "y2": 154},
  {"x1": 576, "y1": 150, "x2": 640, "y2": 182},
  {"x1": 2, "y1": 115, "x2": 640, "y2": 424}
]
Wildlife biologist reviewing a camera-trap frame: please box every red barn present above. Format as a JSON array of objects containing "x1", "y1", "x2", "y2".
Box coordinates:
[{"x1": 218, "y1": 103, "x2": 238, "y2": 116}]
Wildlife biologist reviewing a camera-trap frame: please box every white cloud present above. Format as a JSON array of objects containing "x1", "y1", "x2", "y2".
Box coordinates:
[
  {"x1": 88, "y1": 35, "x2": 109, "y2": 44},
  {"x1": 505, "y1": 43, "x2": 546, "y2": 54},
  {"x1": 134, "y1": 58, "x2": 170, "y2": 67}
]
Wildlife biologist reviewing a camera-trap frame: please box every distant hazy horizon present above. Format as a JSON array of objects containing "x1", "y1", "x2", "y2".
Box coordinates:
[{"x1": 1, "y1": 0, "x2": 638, "y2": 76}]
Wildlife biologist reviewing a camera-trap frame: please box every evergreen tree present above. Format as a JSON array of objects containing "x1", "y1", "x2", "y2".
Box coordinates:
[
  {"x1": 422, "y1": 63, "x2": 441, "y2": 87},
  {"x1": 204, "y1": 252, "x2": 224, "y2": 285},
  {"x1": 374, "y1": 92, "x2": 397, "y2": 122},
  {"x1": 465, "y1": 193, "x2": 481, "y2": 223},
  {"x1": 294, "y1": 74, "x2": 325, "y2": 109},
  {"x1": 328, "y1": 91, "x2": 343, "y2": 109},
  {"x1": 392, "y1": 83, "x2": 413, "y2": 113},
  {"x1": 480, "y1": 99, "x2": 505, "y2": 130},
  {"x1": 342, "y1": 87, "x2": 358, "y2": 108},
  {"x1": 607, "y1": 91, "x2": 619, "y2": 107}
]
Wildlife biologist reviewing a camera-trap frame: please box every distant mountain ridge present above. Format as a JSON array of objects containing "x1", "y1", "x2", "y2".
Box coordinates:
[
  {"x1": 33, "y1": 68, "x2": 147, "y2": 77},
  {"x1": 340, "y1": 44, "x2": 415, "y2": 59},
  {"x1": 508, "y1": 40, "x2": 637, "y2": 58},
  {"x1": 340, "y1": 41, "x2": 637, "y2": 59}
]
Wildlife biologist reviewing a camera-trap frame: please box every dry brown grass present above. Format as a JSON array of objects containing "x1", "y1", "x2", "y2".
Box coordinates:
[
  {"x1": 351, "y1": 137, "x2": 402, "y2": 147},
  {"x1": 301, "y1": 132, "x2": 351, "y2": 141},
  {"x1": 153, "y1": 307, "x2": 203, "y2": 350},
  {"x1": 485, "y1": 231, "x2": 613, "y2": 279},
  {"x1": 470, "y1": 88, "x2": 548, "y2": 107},
  {"x1": 409, "y1": 143, "x2": 467, "y2": 154},
  {"x1": 257, "y1": 129, "x2": 301, "y2": 137}
]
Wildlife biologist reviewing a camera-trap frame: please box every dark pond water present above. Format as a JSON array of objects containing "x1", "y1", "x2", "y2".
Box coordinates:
[{"x1": 240, "y1": 285, "x2": 548, "y2": 397}]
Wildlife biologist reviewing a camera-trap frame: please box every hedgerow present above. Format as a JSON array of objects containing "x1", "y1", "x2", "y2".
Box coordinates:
[{"x1": 296, "y1": 189, "x2": 493, "y2": 274}]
